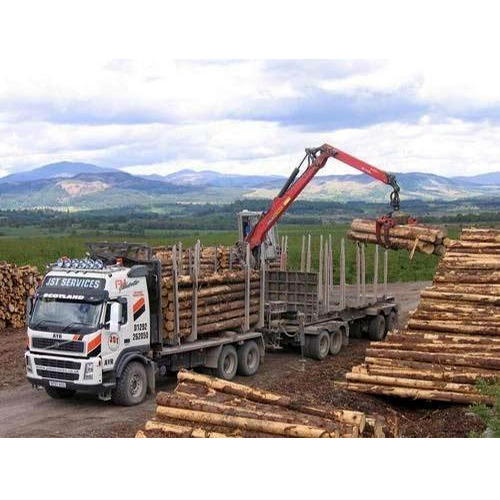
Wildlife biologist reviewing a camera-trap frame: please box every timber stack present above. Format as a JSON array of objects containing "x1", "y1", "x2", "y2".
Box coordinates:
[
  {"x1": 135, "y1": 370, "x2": 388, "y2": 438},
  {"x1": 154, "y1": 245, "x2": 238, "y2": 277},
  {"x1": 343, "y1": 227, "x2": 500, "y2": 405},
  {"x1": 348, "y1": 218, "x2": 446, "y2": 256},
  {"x1": 0, "y1": 262, "x2": 42, "y2": 330},
  {"x1": 161, "y1": 269, "x2": 260, "y2": 341}
]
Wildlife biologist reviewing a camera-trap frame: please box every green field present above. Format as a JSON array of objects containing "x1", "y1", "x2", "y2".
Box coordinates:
[{"x1": 0, "y1": 224, "x2": 459, "y2": 282}]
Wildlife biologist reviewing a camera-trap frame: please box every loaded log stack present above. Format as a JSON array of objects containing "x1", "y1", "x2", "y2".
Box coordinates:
[
  {"x1": 348, "y1": 218, "x2": 446, "y2": 256},
  {"x1": 161, "y1": 270, "x2": 260, "y2": 341},
  {"x1": 343, "y1": 227, "x2": 500, "y2": 404},
  {"x1": 154, "y1": 245, "x2": 237, "y2": 277},
  {"x1": 136, "y1": 370, "x2": 388, "y2": 438},
  {"x1": 0, "y1": 262, "x2": 42, "y2": 330}
]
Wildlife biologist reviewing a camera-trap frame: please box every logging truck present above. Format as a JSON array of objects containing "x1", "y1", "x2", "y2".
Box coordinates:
[{"x1": 25, "y1": 243, "x2": 265, "y2": 406}]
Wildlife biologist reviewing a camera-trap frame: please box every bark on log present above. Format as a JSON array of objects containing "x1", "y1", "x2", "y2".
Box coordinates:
[
  {"x1": 145, "y1": 420, "x2": 230, "y2": 438},
  {"x1": 156, "y1": 406, "x2": 342, "y2": 438},
  {"x1": 347, "y1": 230, "x2": 435, "y2": 254},
  {"x1": 339, "y1": 382, "x2": 493, "y2": 404},
  {"x1": 407, "y1": 319, "x2": 500, "y2": 336}
]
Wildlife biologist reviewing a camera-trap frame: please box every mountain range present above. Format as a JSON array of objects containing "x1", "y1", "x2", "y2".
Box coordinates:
[{"x1": 0, "y1": 161, "x2": 499, "y2": 210}]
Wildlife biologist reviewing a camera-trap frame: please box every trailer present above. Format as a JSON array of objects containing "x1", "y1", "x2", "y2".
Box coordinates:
[{"x1": 260, "y1": 238, "x2": 399, "y2": 360}]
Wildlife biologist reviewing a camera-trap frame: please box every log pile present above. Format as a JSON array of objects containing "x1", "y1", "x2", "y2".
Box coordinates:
[
  {"x1": 343, "y1": 227, "x2": 500, "y2": 404},
  {"x1": 136, "y1": 370, "x2": 388, "y2": 438},
  {"x1": 348, "y1": 218, "x2": 446, "y2": 256},
  {"x1": 0, "y1": 262, "x2": 42, "y2": 330},
  {"x1": 161, "y1": 270, "x2": 260, "y2": 340},
  {"x1": 154, "y1": 245, "x2": 238, "y2": 277}
]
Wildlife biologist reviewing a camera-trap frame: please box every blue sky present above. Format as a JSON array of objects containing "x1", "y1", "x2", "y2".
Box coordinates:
[{"x1": 0, "y1": 59, "x2": 499, "y2": 178}]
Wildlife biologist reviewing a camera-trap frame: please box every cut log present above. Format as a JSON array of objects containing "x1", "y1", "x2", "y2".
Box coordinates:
[
  {"x1": 145, "y1": 420, "x2": 230, "y2": 438},
  {"x1": 156, "y1": 406, "x2": 342, "y2": 438}
]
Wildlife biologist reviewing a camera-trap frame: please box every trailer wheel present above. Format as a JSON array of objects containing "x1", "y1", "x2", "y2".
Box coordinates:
[
  {"x1": 112, "y1": 361, "x2": 147, "y2": 406},
  {"x1": 307, "y1": 330, "x2": 330, "y2": 360},
  {"x1": 237, "y1": 341, "x2": 260, "y2": 376},
  {"x1": 368, "y1": 315, "x2": 386, "y2": 341},
  {"x1": 45, "y1": 386, "x2": 76, "y2": 399},
  {"x1": 216, "y1": 345, "x2": 238, "y2": 380},
  {"x1": 329, "y1": 330, "x2": 343, "y2": 355},
  {"x1": 349, "y1": 321, "x2": 362, "y2": 338},
  {"x1": 386, "y1": 310, "x2": 399, "y2": 333}
]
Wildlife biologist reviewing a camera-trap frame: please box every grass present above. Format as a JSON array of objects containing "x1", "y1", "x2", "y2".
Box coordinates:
[{"x1": 0, "y1": 223, "x2": 459, "y2": 282}]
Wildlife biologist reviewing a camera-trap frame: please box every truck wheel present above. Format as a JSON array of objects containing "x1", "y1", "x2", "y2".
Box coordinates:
[
  {"x1": 237, "y1": 341, "x2": 260, "y2": 376},
  {"x1": 329, "y1": 330, "x2": 343, "y2": 355},
  {"x1": 216, "y1": 345, "x2": 238, "y2": 380},
  {"x1": 112, "y1": 361, "x2": 147, "y2": 406},
  {"x1": 349, "y1": 321, "x2": 362, "y2": 338},
  {"x1": 368, "y1": 315, "x2": 386, "y2": 341},
  {"x1": 45, "y1": 386, "x2": 76, "y2": 399},
  {"x1": 307, "y1": 330, "x2": 330, "y2": 360},
  {"x1": 386, "y1": 310, "x2": 399, "y2": 333}
]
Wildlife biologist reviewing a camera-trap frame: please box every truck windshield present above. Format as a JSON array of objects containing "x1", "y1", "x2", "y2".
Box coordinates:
[{"x1": 29, "y1": 297, "x2": 103, "y2": 334}]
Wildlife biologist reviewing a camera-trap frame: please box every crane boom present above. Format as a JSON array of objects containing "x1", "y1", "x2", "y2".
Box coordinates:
[{"x1": 245, "y1": 144, "x2": 401, "y2": 250}]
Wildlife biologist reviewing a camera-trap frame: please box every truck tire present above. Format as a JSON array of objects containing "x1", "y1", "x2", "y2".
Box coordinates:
[
  {"x1": 307, "y1": 330, "x2": 330, "y2": 360},
  {"x1": 237, "y1": 341, "x2": 260, "y2": 376},
  {"x1": 349, "y1": 321, "x2": 362, "y2": 339},
  {"x1": 216, "y1": 345, "x2": 238, "y2": 380},
  {"x1": 386, "y1": 310, "x2": 399, "y2": 333},
  {"x1": 112, "y1": 361, "x2": 147, "y2": 406},
  {"x1": 45, "y1": 386, "x2": 76, "y2": 399},
  {"x1": 329, "y1": 330, "x2": 343, "y2": 355},
  {"x1": 368, "y1": 315, "x2": 386, "y2": 341}
]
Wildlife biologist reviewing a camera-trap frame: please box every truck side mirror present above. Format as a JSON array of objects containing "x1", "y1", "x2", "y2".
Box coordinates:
[
  {"x1": 109, "y1": 302, "x2": 122, "y2": 333},
  {"x1": 26, "y1": 296, "x2": 33, "y2": 325}
]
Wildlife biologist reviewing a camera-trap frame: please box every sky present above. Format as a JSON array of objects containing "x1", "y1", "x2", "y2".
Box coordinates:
[{"x1": 1, "y1": 59, "x2": 500, "y2": 179}]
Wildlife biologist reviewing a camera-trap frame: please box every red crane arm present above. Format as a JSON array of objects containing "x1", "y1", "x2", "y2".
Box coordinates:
[{"x1": 245, "y1": 144, "x2": 400, "y2": 250}]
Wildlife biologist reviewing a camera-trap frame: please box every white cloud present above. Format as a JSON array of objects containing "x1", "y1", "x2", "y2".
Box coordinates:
[{"x1": 0, "y1": 59, "x2": 500, "y2": 179}]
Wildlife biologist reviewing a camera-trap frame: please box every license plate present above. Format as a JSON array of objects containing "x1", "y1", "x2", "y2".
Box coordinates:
[{"x1": 49, "y1": 380, "x2": 66, "y2": 388}]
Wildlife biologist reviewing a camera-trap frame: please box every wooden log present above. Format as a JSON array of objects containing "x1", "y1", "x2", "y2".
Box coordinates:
[
  {"x1": 176, "y1": 371, "x2": 366, "y2": 430},
  {"x1": 407, "y1": 319, "x2": 500, "y2": 336},
  {"x1": 167, "y1": 282, "x2": 260, "y2": 301},
  {"x1": 156, "y1": 406, "x2": 341, "y2": 438},
  {"x1": 145, "y1": 420, "x2": 229, "y2": 438},
  {"x1": 165, "y1": 297, "x2": 261, "y2": 320},
  {"x1": 351, "y1": 218, "x2": 445, "y2": 243},
  {"x1": 387, "y1": 331, "x2": 500, "y2": 345},
  {"x1": 340, "y1": 381, "x2": 493, "y2": 404},
  {"x1": 155, "y1": 393, "x2": 357, "y2": 435},
  {"x1": 365, "y1": 347, "x2": 500, "y2": 370},
  {"x1": 347, "y1": 372, "x2": 482, "y2": 394},
  {"x1": 410, "y1": 311, "x2": 500, "y2": 323},
  {"x1": 420, "y1": 289, "x2": 500, "y2": 305},
  {"x1": 166, "y1": 314, "x2": 260, "y2": 338},
  {"x1": 369, "y1": 341, "x2": 500, "y2": 353},
  {"x1": 433, "y1": 270, "x2": 500, "y2": 284},
  {"x1": 165, "y1": 289, "x2": 260, "y2": 311},
  {"x1": 358, "y1": 363, "x2": 499, "y2": 383},
  {"x1": 347, "y1": 230, "x2": 435, "y2": 254}
]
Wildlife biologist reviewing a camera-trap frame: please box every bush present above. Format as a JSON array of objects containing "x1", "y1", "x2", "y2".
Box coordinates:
[{"x1": 469, "y1": 379, "x2": 500, "y2": 438}]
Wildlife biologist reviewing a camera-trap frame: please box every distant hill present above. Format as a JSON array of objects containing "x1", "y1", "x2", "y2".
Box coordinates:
[
  {"x1": 0, "y1": 160, "x2": 498, "y2": 210},
  {"x1": 452, "y1": 172, "x2": 500, "y2": 186},
  {"x1": 145, "y1": 168, "x2": 285, "y2": 188},
  {"x1": 0, "y1": 161, "x2": 114, "y2": 184}
]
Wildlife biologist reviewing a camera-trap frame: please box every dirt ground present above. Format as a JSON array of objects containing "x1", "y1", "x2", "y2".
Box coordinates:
[{"x1": 0, "y1": 281, "x2": 484, "y2": 438}]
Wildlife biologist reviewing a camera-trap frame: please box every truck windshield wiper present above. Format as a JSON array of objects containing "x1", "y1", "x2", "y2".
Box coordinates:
[
  {"x1": 61, "y1": 321, "x2": 89, "y2": 332},
  {"x1": 29, "y1": 319, "x2": 52, "y2": 330}
]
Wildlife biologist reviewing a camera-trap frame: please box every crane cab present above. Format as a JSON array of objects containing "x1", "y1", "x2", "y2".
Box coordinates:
[{"x1": 237, "y1": 210, "x2": 280, "y2": 262}]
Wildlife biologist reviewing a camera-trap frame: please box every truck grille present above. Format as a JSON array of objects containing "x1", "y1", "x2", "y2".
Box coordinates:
[
  {"x1": 34, "y1": 358, "x2": 81, "y2": 370},
  {"x1": 34, "y1": 358, "x2": 81, "y2": 381},
  {"x1": 32, "y1": 337, "x2": 84, "y2": 353}
]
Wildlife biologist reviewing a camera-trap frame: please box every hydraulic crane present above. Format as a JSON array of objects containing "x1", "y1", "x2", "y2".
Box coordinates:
[{"x1": 240, "y1": 144, "x2": 408, "y2": 257}]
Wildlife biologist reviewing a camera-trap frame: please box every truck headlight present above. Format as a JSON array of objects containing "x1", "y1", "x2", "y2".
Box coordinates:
[
  {"x1": 26, "y1": 355, "x2": 32, "y2": 373},
  {"x1": 84, "y1": 362, "x2": 94, "y2": 380}
]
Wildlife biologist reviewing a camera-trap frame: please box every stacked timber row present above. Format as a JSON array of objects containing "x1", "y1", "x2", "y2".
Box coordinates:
[
  {"x1": 161, "y1": 269, "x2": 261, "y2": 341},
  {"x1": 0, "y1": 262, "x2": 42, "y2": 330},
  {"x1": 154, "y1": 245, "x2": 238, "y2": 277},
  {"x1": 343, "y1": 227, "x2": 500, "y2": 404},
  {"x1": 348, "y1": 218, "x2": 446, "y2": 256},
  {"x1": 136, "y1": 370, "x2": 388, "y2": 438}
]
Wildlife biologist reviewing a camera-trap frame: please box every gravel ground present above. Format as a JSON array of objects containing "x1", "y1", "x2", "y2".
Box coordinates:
[{"x1": 0, "y1": 281, "x2": 485, "y2": 437}]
